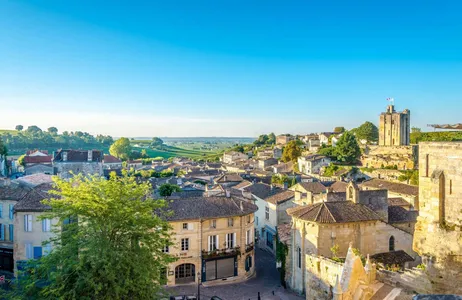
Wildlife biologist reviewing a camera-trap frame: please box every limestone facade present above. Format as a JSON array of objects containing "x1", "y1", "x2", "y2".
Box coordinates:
[
  {"x1": 360, "y1": 145, "x2": 417, "y2": 171},
  {"x1": 413, "y1": 142, "x2": 462, "y2": 294},
  {"x1": 379, "y1": 105, "x2": 410, "y2": 146}
]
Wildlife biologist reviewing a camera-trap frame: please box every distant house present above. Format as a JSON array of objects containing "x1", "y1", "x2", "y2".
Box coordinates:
[
  {"x1": 308, "y1": 139, "x2": 321, "y2": 152},
  {"x1": 331, "y1": 134, "x2": 343, "y2": 147},
  {"x1": 126, "y1": 160, "x2": 143, "y2": 170},
  {"x1": 222, "y1": 151, "x2": 248, "y2": 164},
  {"x1": 276, "y1": 134, "x2": 294, "y2": 145},
  {"x1": 272, "y1": 161, "x2": 293, "y2": 174},
  {"x1": 318, "y1": 132, "x2": 334, "y2": 145},
  {"x1": 257, "y1": 158, "x2": 278, "y2": 170},
  {"x1": 214, "y1": 173, "x2": 243, "y2": 187},
  {"x1": 53, "y1": 150, "x2": 103, "y2": 179},
  {"x1": 22, "y1": 151, "x2": 53, "y2": 176},
  {"x1": 103, "y1": 155, "x2": 123, "y2": 170},
  {"x1": 360, "y1": 178, "x2": 419, "y2": 210},
  {"x1": 297, "y1": 155, "x2": 331, "y2": 175}
]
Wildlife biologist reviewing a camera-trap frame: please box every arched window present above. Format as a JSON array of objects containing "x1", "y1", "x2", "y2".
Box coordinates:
[
  {"x1": 297, "y1": 247, "x2": 302, "y2": 268},
  {"x1": 389, "y1": 236, "x2": 395, "y2": 251}
]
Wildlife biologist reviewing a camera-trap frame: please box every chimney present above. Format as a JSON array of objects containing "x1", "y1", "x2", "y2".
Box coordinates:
[
  {"x1": 62, "y1": 151, "x2": 68, "y2": 162},
  {"x1": 88, "y1": 150, "x2": 93, "y2": 162},
  {"x1": 225, "y1": 189, "x2": 231, "y2": 198}
]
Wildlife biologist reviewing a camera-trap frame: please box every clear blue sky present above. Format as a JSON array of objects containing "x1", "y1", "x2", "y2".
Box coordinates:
[{"x1": 1, "y1": 1, "x2": 461, "y2": 137}]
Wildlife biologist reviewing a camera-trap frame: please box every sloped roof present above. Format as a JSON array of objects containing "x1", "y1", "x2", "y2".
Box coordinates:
[
  {"x1": 14, "y1": 183, "x2": 56, "y2": 212},
  {"x1": 388, "y1": 197, "x2": 410, "y2": 207},
  {"x1": 54, "y1": 150, "x2": 103, "y2": 162},
  {"x1": 24, "y1": 155, "x2": 52, "y2": 164},
  {"x1": 265, "y1": 190, "x2": 295, "y2": 205},
  {"x1": 297, "y1": 182, "x2": 327, "y2": 194},
  {"x1": 215, "y1": 173, "x2": 243, "y2": 183},
  {"x1": 16, "y1": 174, "x2": 53, "y2": 187},
  {"x1": 233, "y1": 180, "x2": 252, "y2": 190},
  {"x1": 329, "y1": 181, "x2": 348, "y2": 193},
  {"x1": 0, "y1": 181, "x2": 30, "y2": 200},
  {"x1": 103, "y1": 155, "x2": 122, "y2": 164},
  {"x1": 371, "y1": 250, "x2": 414, "y2": 265},
  {"x1": 244, "y1": 183, "x2": 283, "y2": 199},
  {"x1": 287, "y1": 201, "x2": 380, "y2": 223},
  {"x1": 388, "y1": 206, "x2": 419, "y2": 223},
  {"x1": 360, "y1": 179, "x2": 418, "y2": 196},
  {"x1": 165, "y1": 196, "x2": 258, "y2": 221},
  {"x1": 277, "y1": 223, "x2": 292, "y2": 245}
]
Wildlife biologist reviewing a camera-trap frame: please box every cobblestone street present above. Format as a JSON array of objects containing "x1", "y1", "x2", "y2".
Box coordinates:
[{"x1": 166, "y1": 247, "x2": 304, "y2": 300}]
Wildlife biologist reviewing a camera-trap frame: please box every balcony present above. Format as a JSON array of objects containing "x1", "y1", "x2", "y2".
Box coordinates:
[
  {"x1": 201, "y1": 246, "x2": 241, "y2": 259},
  {"x1": 245, "y1": 242, "x2": 254, "y2": 253}
]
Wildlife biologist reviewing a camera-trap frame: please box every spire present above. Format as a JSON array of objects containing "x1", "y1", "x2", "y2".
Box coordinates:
[{"x1": 332, "y1": 274, "x2": 343, "y2": 300}]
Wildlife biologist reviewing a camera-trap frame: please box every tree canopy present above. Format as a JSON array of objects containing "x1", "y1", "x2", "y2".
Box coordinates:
[
  {"x1": 7, "y1": 174, "x2": 174, "y2": 299},
  {"x1": 281, "y1": 140, "x2": 301, "y2": 163},
  {"x1": 158, "y1": 183, "x2": 182, "y2": 197},
  {"x1": 352, "y1": 121, "x2": 378, "y2": 143},
  {"x1": 15, "y1": 125, "x2": 23, "y2": 131},
  {"x1": 47, "y1": 127, "x2": 58, "y2": 135},
  {"x1": 151, "y1": 137, "x2": 164, "y2": 148},
  {"x1": 334, "y1": 131, "x2": 361, "y2": 164},
  {"x1": 109, "y1": 137, "x2": 133, "y2": 160},
  {"x1": 333, "y1": 127, "x2": 345, "y2": 134},
  {"x1": 253, "y1": 133, "x2": 276, "y2": 146}
]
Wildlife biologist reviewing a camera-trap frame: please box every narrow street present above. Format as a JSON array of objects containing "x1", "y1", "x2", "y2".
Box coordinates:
[{"x1": 166, "y1": 247, "x2": 304, "y2": 300}]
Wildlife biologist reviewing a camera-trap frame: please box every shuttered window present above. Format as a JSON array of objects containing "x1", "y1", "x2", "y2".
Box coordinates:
[{"x1": 24, "y1": 215, "x2": 33, "y2": 232}]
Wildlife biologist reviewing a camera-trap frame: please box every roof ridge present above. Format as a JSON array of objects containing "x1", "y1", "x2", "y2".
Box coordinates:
[
  {"x1": 313, "y1": 202, "x2": 324, "y2": 222},
  {"x1": 324, "y1": 202, "x2": 337, "y2": 222}
]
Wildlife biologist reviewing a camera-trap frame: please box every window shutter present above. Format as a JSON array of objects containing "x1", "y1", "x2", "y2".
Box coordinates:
[
  {"x1": 33, "y1": 246, "x2": 43, "y2": 259},
  {"x1": 25, "y1": 243, "x2": 32, "y2": 259},
  {"x1": 216, "y1": 235, "x2": 219, "y2": 250},
  {"x1": 0, "y1": 204, "x2": 3, "y2": 218},
  {"x1": 9, "y1": 224, "x2": 13, "y2": 241},
  {"x1": 233, "y1": 233, "x2": 237, "y2": 248},
  {"x1": 208, "y1": 236, "x2": 211, "y2": 251},
  {"x1": 9, "y1": 204, "x2": 13, "y2": 220},
  {"x1": 245, "y1": 230, "x2": 248, "y2": 245},
  {"x1": 188, "y1": 223, "x2": 193, "y2": 230},
  {"x1": 0, "y1": 224, "x2": 4, "y2": 241},
  {"x1": 24, "y1": 215, "x2": 27, "y2": 231},
  {"x1": 225, "y1": 234, "x2": 229, "y2": 249}
]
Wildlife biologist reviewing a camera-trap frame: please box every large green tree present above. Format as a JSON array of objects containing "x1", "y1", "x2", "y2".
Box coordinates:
[
  {"x1": 15, "y1": 125, "x2": 23, "y2": 131},
  {"x1": 8, "y1": 174, "x2": 174, "y2": 299},
  {"x1": 353, "y1": 121, "x2": 379, "y2": 143},
  {"x1": 281, "y1": 140, "x2": 301, "y2": 163},
  {"x1": 334, "y1": 131, "x2": 361, "y2": 164},
  {"x1": 151, "y1": 137, "x2": 164, "y2": 148},
  {"x1": 109, "y1": 137, "x2": 132, "y2": 160},
  {"x1": 158, "y1": 183, "x2": 182, "y2": 197}
]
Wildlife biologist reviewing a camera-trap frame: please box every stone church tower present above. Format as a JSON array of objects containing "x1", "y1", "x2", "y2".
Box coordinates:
[{"x1": 379, "y1": 105, "x2": 410, "y2": 146}]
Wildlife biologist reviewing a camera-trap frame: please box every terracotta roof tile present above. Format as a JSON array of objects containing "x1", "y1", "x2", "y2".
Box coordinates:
[
  {"x1": 297, "y1": 182, "x2": 327, "y2": 194},
  {"x1": 388, "y1": 206, "x2": 418, "y2": 223},
  {"x1": 360, "y1": 179, "x2": 418, "y2": 196},
  {"x1": 287, "y1": 201, "x2": 381, "y2": 223},
  {"x1": 265, "y1": 190, "x2": 295, "y2": 205}
]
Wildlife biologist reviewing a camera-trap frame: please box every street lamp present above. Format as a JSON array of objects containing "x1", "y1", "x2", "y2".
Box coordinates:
[{"x1": 197, "y1": 271, "x2": 201, "y2": 300}]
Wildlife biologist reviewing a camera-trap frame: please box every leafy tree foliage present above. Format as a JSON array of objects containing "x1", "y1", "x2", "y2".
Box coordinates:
[
  {"x1": 334, "y1": 131, "x2": 361, "y2": 164},
  {"x1": 317, "y1": 144, "x2": 335, "y2": 158},
  {"x1": 398, "y1": 170, "x2": 419, "y2": 185},
  {"x1": 281, "y1": 140, "x2": 301, "y2": 163},
  {"x1": 271, "y1": 174, "x2": 289, "y2": 185},
  {"x1": 47, "y1": 127, "x2": 58, "y2": 135},
  {"x1": 151, "y1": 137, "x2": 164, "y2": 148},
  {"x1": 0, "y1": 139, "x2": 7, "y2": 158},
  {"x1": 17, "y1": 154, "x2": 25, "y2": 166},
  {"x1": 352, "y1": 121, "x2": 378, "y2": 143},
  {"x1": 333, "y1": 127, "x2": 345, "y2": 134},
  {"x1": 253, "y1": 132, "x2": 276, "y2": 146},
  {"x1": 0, "y1": 126, "x2": 113, "y2": 154},
  {"x1": 109, "y1": 137, "x2": 133, "y2": 160},
  {"x1": 15, "y1": 125, "x2": 23, "y2": 131},
  {"x1": 158, "y1": 183, "x2": 182, "y2": 197},
  {"x1": 7, "y1": 174, "x2": 174, "y2": 299},
  {"x1": 268, "y1": 133, "x2": 276, "y2": 144},
  {"x1": 410, "y1": 130, "x2": 462, "y2": 144}
]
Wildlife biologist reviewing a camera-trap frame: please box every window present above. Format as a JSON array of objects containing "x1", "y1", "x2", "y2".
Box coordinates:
[
  {"x1": 42, "y1": 219, "x2": 51, "y2": 232},
  {"x1": 162, "y1": 245, "x2": 169, "y2": 253},
  {"x1": 266, "y1": 231, "x2": 274, "y2": 249},
  {"x1": 33, "y1": 246, "x2": 42, "y2": 259},
  {"x1": 208, "y1": 235, "x2": 218, "y2": 251},
  {"x1": 245, "y1": 255, "x2": 253, "y2": 272},
  {"x1": 181, "y1": 238, "x2": 189, "y2": 251},
  {"x1": 9, "y1": 224, "x2": 13, "y2": 241},
  {"x1": 228, "y1": 218, "x2": 234, "y2": 227},
  {"x1": 0, "y1": 224, "x2": 4, "y2": 241},
  {"x1": 246, "y1": 229, "x2": 251, "y2": 245},
  {"x1": 9, "y1": 204, "x2": 14, "y2": 220},
  {"x1": 297, "y1": 247, "x2": 302, "y2": 268},
  {"x1": 210, "y1": 219, "x2": 216, "y2": 229},
  {"x1": 265, "y1": 207, "x2": 269, "y2": 220},
  {"x1": 25, "y1": 243, "x2": 33, "y2": 259},
  {"x1": 182, "y1": 223, "x2": 188, "y2": 230},
  {"x1": 389, "y1": 236, "x2": 395, "y2": 251},
  {"x1": 425, "y1": 154, "x2": 429, "y2": 177},
  {"x1": 0, "y1": 204, "x2": 3, "y2": 218},
  {"x1": 226, "y1": 233, "x2": 236, "y2": 249},
  {"x1": 24, "y1": 214, "x2": 32, "y2": 232}
]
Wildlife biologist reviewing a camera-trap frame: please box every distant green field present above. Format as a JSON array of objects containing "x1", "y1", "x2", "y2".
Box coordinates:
[
  {"x1": 132, "y1": 146, "x2": 220, "y2": 160},
  {"x1": 0, "y1": 129, "x2": 18, "y2": 135}
]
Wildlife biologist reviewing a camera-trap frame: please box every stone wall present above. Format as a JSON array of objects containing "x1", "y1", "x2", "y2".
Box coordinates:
[
  {"x1": 361, "y1": 145, "x2": 417, "y2": 170},
  {"x1": 305, "y1": 254, "x2": 343, "y2": 300},
  {"x1": 413, "y1": 142, "x2": 462, "y2": 294},
  {"x1": 54, "y1": 162, "x2": 103, "y2": 179}
]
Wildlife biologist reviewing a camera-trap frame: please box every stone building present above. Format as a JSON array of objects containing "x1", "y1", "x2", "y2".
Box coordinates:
[
  {"x1": 298, "y1": 155, "x2": 331, "y2": 176},
  {"x1": 413, "y1": 142, "x2": 462, "y2": 294},
  {"x1": 276, "y1": 134, "x2": 295, "y2": 145},
  {"x1": 52, "y1": 149, "x2": 103, "y2": 179},
  {"x1": 285, "y1": 182, "x2": 417, "y2": 296},
  {"x1": 0, "y1": 180, "x2": 29, "y2": 272},
  {"x1": 222, "y1": 151, "x2": 248, "y2": 164},
  {"x1": 163, "y1": 195, "x2": 257, "y2": 286},
  {"x1": 379, "y1": 104, "x2": 411, "y2": 146}
]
